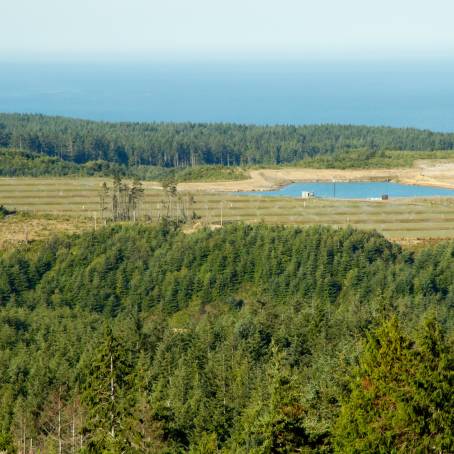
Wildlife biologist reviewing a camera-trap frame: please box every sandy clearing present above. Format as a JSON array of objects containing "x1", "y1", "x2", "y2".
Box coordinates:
[
  {"x1": 176, "y1": 160, "x2": 454, "y2": 192},
  {"x1": 3, "y1": 160, "x2": 452, "y2": 194},
  {"x1": 0, "y1": 217, "x2": 91, "y2": 250}
]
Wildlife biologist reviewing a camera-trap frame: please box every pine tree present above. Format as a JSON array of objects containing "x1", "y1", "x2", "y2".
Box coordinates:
[
  {"x1": 333, "y1": 317, "x2": 454, "y2": 453},
  {"x1": 81, "y1": 326, "x2": 137, "y2": 453},
  {"x1": 233, "y1": 346, "x2": 315, "y2": 453}
]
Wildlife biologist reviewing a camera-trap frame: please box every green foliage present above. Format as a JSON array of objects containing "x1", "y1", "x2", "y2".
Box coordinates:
[
  {"x1": 2, "y1": 113, "x2": 454, "y2": 169},
  {"x1": 0, "y1": 148, "x2": 124, "y2": 177},
  {"x1": 0, "y1": 148, "x2": 249, "y2": 181},
  {"x1": 81, "y1": 326, "x2": 138, "y2": 453},
  {"x1": 232, "y1": 347, "x2": 320, "y2": 453},
  {"x1": 0, "y1": 431, "x2": 14, "y2": 453},
  {"x1": 0, "y1": 223, "x2": 452, "y2": 452},
  {"x1": 3, "y1": 113, "x2": 454, "y2": 180},
  {"x1": 297, "y1": 148, "x2": 454, "y2": 169},
  {"x1": 0, "y1": 205, "x2": 15, "y2": 219},
  {"x1": 333, "y1": 317, "x2": 453, "y2": 453},
  {"x1": 132, "y1": 165, "x2": 248, "y2": 182}
]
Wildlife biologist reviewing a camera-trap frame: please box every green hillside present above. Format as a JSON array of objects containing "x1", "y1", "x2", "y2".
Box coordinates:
[
  {"x1": 0, "y1": 223, "x2": 452, "y2": 452},
  {"x1": 1, "y1": 113, "x2": 454, "y2": 168},
  {"x1": 0, "y1": 148, "x2": 248, "y2": 181}
]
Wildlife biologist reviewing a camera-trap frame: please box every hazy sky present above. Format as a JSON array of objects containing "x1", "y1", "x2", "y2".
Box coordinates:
[{"x1": 1, "y1": 0, "x2": 453, "y2": 59}]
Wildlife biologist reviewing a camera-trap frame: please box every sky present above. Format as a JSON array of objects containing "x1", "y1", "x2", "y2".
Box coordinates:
[{"x1": 1, "y1": 0, "x2": 454, "y2": 59}]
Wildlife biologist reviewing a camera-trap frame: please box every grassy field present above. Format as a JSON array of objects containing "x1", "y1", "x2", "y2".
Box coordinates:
[{"x1": 1, "y1": 177, "x2": 454, "y2": 246}]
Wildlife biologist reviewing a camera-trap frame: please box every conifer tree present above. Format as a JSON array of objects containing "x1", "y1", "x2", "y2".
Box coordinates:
[
  {"x1": 81, "y1": 326, "x2": 137, "y2": 453},
  {"x1": 333, "y1": 317, "x2": 454, "y2": 453}
]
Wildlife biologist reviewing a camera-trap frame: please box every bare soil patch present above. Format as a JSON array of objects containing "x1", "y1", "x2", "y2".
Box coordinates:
[{"x1": 177, "y1": 160, "x2": 454, "y2": 192}]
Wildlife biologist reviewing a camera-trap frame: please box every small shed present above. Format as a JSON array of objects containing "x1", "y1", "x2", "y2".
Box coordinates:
[
  {"x1": 381, "y1": 194, "x2": 389, "y2": 200},
  {"x1": 302, "y1": 191, "x2": 315, "y2": 199}
]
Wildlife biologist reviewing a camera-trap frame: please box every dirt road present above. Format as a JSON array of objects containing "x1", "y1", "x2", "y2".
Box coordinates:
[{"x1": 175, "y1": 160, "x2": 454, "y2": 192}]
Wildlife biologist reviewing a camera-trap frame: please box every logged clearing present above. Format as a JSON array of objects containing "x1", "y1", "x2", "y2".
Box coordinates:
[
  {"x1": 1, "y1": 170, "x2": 454, "y2": 247},
  {"x1": 179, "y1": 160, "x2": 454, "y2": 192},
  {"x1": 0, "y1": 214, "x2": 92, "y2": 250}
]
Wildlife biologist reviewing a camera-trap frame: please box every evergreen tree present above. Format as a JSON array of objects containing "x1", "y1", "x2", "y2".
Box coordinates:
[
  {"x1": 333, "y1": 317, "x2": 454, "y2": 453},
  {"x1": 81, "y1": 326, "x2": 137, "y2": 453}
]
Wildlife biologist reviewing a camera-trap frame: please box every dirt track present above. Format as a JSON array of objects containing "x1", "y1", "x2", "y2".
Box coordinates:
[{"x1": 175, "y1": 160, "x2": 454, "y2": 192}]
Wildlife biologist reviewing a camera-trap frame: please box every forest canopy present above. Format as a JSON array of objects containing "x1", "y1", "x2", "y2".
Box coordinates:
[
  {"x1": 1, "y1": 113, "x2": 454, "y2": 168},
  {"x1": 0, "y1": 223, "x2": 452, "y2": 452}
]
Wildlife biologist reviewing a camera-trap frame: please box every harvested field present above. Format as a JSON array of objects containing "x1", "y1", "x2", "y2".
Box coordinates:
[{"x1": 1, "y1": 176, "x2": 454, "y2": 245}]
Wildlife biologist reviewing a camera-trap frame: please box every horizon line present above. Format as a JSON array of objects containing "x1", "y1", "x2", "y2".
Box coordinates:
[
  {"x1": 1, "y1": 51, "x2": 454, "y2": 64},
  {"x1": 1, "y1": 111, "x2": 452, "y2": 134}
]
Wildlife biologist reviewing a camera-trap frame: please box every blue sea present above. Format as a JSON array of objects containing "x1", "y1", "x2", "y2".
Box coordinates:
[{"x1": 0, "y1": 59, "x2": 453, "y2": 131}]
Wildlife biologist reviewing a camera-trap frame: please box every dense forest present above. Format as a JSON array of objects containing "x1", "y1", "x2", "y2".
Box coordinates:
[
  {"x1": 0, "y1": 223, "x2": 452, "y2": 453},
  {"x1": 0, "y1": 148, "x2": 248, "y2": 182},
  {"x1": 1, "y1": 113, "x2": 454, "y2": 168}
]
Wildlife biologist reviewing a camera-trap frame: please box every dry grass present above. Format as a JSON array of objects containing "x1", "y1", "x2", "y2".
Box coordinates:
[
  {"x1": 0, "y1": 214, "x2": 92, "y2": 250},
  {"x1": 1, "y1": 177, "x2": 454, "y2": 248}
]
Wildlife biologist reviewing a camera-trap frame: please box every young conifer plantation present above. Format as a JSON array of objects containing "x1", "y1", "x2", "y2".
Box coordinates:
[{"x1": 0, "y1": 222, "x2": 452, "y2": 453}]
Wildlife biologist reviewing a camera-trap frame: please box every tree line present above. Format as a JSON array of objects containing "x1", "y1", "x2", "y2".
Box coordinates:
[
  {"x1": 1, "y1": 113, "x2": 454, "y2": 168},
  {"x1": 0, "y1": 148, "x2": 249, "y2": 181},
  {"x1": 0, "y1": 223, "x2": 452, "y2": 452}
]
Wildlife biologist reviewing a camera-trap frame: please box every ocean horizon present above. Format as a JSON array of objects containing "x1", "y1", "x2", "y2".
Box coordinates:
[{"x1": 1, "y1": 59, "x2": 453, "y2": 131}]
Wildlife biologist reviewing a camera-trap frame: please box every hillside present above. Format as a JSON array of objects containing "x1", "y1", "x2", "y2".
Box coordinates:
[
  {"x1": 1, "y1": 113, "x2": 454, "y2": 168},
  {"x1": 0, "y1": 223, "x2": 452, "y2": 452},
  {"x1": 0, "y1": 148, "x2": 248, "y2": 181}
]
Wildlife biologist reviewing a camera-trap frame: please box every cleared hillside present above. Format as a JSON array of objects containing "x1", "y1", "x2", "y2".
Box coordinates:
[{"x1": 2, "y1": 177, "x2": 454, "y2": 243}]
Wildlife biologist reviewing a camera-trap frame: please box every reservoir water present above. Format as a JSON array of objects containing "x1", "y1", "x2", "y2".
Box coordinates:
[{"x1": 241, "y1": 182, "x2": 454, "y2": 199}]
